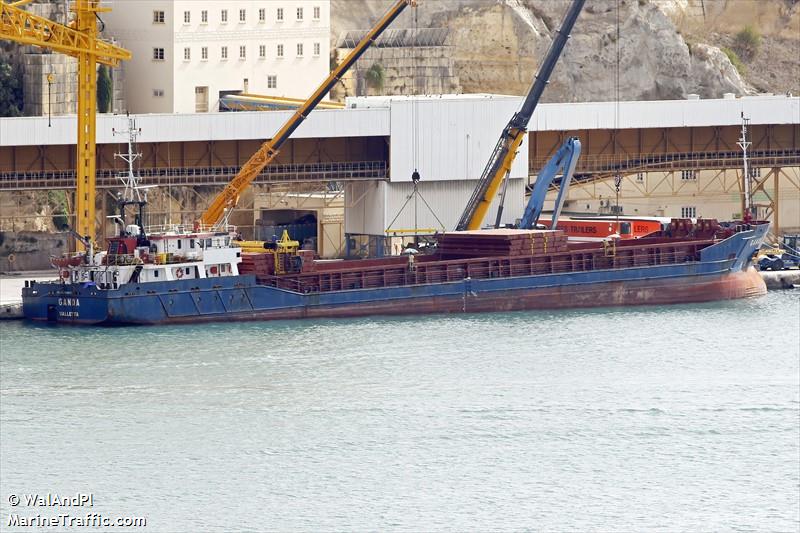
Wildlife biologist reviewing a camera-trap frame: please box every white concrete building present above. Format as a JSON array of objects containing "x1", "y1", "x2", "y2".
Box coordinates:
[{"x1": 104, "y1": 0, "x2": 331, "y2": 114}]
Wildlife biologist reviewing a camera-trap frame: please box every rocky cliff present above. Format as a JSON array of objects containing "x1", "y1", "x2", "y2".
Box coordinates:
[{"x1": 332, "y1": 0, "x2": 799, "y2": 101}]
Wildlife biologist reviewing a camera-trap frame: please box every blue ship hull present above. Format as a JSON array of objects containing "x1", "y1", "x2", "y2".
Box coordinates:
[{"x1": 22, "y1": 225, "x2": 768, "y2": 326}]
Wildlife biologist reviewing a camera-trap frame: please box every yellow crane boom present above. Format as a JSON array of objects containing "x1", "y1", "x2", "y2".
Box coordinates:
[
  {"x1": 1, "y1": 0, "x2": 131, "y2": 247},
  {"x1": 200, "y1": 0, "x2": 417, "y2": 227},
  {"x1": 455, "y1": 0, "x2": 584, "y2": 231}
]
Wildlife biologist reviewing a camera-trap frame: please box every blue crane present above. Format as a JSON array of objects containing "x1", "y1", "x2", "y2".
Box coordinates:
[{"x1": 519, "y1": 137, "x2": 582, "y2": 230}]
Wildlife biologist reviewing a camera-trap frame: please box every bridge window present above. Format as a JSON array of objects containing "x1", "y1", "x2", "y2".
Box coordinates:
[
  {"x1": 681, "y1": 206, "x2": 697, "y2": 218},
  {"x1": 680, "y1": 169, "x2": 697, "y2": 181}
]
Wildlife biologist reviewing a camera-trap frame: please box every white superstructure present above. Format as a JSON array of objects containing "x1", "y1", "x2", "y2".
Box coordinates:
[{"x1": 104, "y1": 0, "x2": 331, "y2": 114}]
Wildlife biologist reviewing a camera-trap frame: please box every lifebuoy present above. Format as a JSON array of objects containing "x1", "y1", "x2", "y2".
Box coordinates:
[
  {"x1": 175, "y1": 268, "x2": 184, "y2": 279},
  {"x1": 60, "y1": 270, "x2": 69, "y2": 280},
  {"x1": 7, "y1": 253, "x2": 15, "y2": 263}
]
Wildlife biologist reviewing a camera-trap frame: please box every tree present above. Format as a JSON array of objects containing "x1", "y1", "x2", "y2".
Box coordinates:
[
  {"x1": 365, "y1": 62, "x2": 385, "y2": 95},
  {"x1": 0, "y1": 60, "x2": 23, "y2": 117},
  {"x1": 97, "y1": 64, "x2": 113, "y2": 113}
]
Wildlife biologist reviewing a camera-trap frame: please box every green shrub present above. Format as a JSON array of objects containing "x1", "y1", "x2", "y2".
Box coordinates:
[
  {"x1": 365, "y1": 62, "x2": 385, "y2": 93},
  {"x1": 722, "y1": 47, "x2": 746, "y2": 76},
  {"x1": 734, "y1": 25, "x2": 761, "y2": 60}
]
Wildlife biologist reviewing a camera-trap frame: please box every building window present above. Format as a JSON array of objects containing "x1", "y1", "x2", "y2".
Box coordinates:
[
  {"x1": 259, "y1": 45, "x2": 266, "y2": 58},
  {"x1": 277, "y1": 7, "x2": 284, "y2": 21},
  {"x1": 239, "y1": 45, "x2": 246, "y2": 59},
  {"x1": 183, "y1": 11, "x2": 190, "y2": 24},
  {"x1": 313, "y1": 42, "x2": 320, "y2": 56},
  {"x1": 277, "y1": 44, "x2": 284, "y2": 58},
  {"x1": 201, "y1": 10, "x2": 208, "y2": 23},
  {"x1": 296, "y1": 43, "x2": 303, "y2": 57},
  {"x1": 749, "y1": 167, "x2": 761, "y2": 178},
  {"x1": 201, "y1": 47, "x2": 208, "y2": 60},
  {"x1": 313, "y1": 6, "x2": 320, "y2": 20},
  {"x1": 239, "y1": 9, "x2": 246, "y2": 22},
  {"x1": 152, "y1": 89, "x2": 164, "y2": 97},
  {"x1": 680, "y1": 169, "x2": 697, "y2": 181},
  {"x1": 221, "y1": 46, "x2": 228, "y2": 60},
  {"x1": 152, "y1": 47, "x2": 165, "y2": 61},
  {"x1": 636, "y1": 172, "x2": 644, "y2": 182},
  {"x1": 258, "y1": 8, "x2": 266, "y2": 22},
  {"x1": 153, "y1": 10, "x2": 165, "y2": 24},
  {"x1": 221, "y1": 9, "x2": 228, "y2": 23},
  {"x1": 183, "y1": 47, "x2": 191, "y2": 61},
  {"x1": 681, "y1": 206, "x2": 697, "y2": 218},
  {"x1": 267, "y1": 75, "x2": 277, "y2": 89},
  {"x1": 296, "y1": 7, "x2": 303, "y2": 20}
]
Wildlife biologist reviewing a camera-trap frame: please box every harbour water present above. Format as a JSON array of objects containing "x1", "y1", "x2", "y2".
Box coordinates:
[{"x1": 1, "y1": 292, "x2": 798, "y2": 531}]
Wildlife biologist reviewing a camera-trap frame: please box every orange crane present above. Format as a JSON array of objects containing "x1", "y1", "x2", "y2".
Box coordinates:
[
  {"x1": 200, "y1": 0, "x2": 418, "y2": 228},
  {"x1": 0, "y1": 0, "x2": 131, "y2": 248}
]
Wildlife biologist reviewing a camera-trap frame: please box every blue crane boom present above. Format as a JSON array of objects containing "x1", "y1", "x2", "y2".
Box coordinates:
[{"x1": 519, "y1": 137, "x2": 582, "y2": 229}]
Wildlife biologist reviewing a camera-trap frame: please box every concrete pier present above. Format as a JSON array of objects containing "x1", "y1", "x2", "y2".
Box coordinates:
[
  {"x1": 0, "y1": 271, "x2": 57, "y2": 319},
  {"x1": 760, "y1": 270, "x2": 800, "y2": 290}
]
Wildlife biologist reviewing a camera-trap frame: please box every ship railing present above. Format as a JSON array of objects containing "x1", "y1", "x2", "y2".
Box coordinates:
[
  {"x1": 104, "y1": 254, "x2": 143, "y2": 266},
  {"x1": 143, "y1": 223, "x2": 237, "y2": 235},
  {"x1": 256, "y1": 241, "x2": 711, "y2": 294}
]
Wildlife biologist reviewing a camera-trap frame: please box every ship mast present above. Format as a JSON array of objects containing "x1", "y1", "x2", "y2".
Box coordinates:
[
  {"x1": 737, "y1": 112, "x2": 752, "y2": 222},
  {"x1": 113, "y1": 116, "x2": 144, "y2": 202}
]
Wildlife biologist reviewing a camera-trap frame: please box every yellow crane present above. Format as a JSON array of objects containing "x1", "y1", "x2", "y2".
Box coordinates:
[
  {"x1": 1, "y1": 0, "x2": 130, "y2": 248},
  {"x1": 200, "y1": 0, "x2": 417, "y2": 228},
  {"x1": 455, "y1": 0, "x2": 584, "y2": 231}
]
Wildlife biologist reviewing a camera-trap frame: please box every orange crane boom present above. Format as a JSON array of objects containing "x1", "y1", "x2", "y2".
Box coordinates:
[
  {"x1": 1, "y1": 0, "x2": 131, "y2": 248},
  {"x1": 200, "y1": 0, "x2": 417, "y2": 227}
]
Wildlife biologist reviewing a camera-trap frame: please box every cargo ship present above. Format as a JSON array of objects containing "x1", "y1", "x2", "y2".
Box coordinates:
[{"x1": 22, "y1": 214, "x2": 768, "y2": 325}]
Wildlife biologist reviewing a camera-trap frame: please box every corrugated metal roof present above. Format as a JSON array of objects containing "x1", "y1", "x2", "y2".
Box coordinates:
[{"x1": 0, "y1": 107, "x2": 389, "y2": 147}]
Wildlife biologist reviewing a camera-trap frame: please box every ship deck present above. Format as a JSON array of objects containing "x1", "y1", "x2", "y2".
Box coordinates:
[{"x1": 252, "y1": 238, "x2": 716, "y2": 294}]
